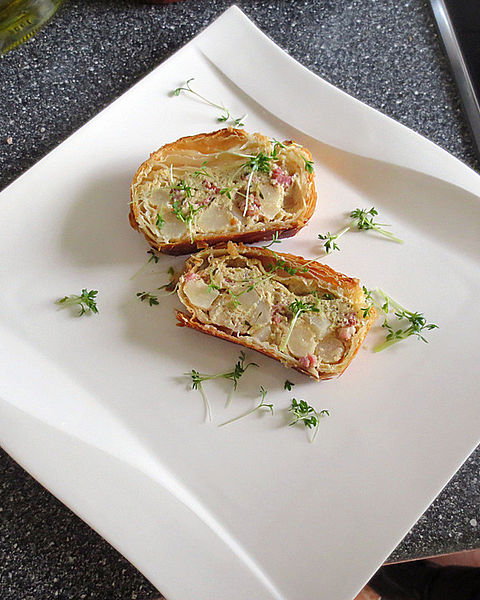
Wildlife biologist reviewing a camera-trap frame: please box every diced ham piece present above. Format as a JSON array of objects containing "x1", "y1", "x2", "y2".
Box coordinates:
[
  {"x1": 203, "y1": 179, "x2": 220, "y2": 193},
  {"x1": 337, "y1": 325, "x2": 356, "y2": 341},
  {"x1": 271, "y1": 304, "x2": 286, "y2": 324},
  {"x1": 271, "y1": 166, "x2": 293, "y2": 188},
  {"x1": 240, "y1": 195, "x2": 261, "y2": 217},
  {"x1": 346, "y1": 312, "x2": 358, "y2": 326},
  {"x1": 299, "y1": 354, "x2": 318, "y2": 369},
  {"x1": 184, "y1": 271, "x2": 198, "y2": 282}
]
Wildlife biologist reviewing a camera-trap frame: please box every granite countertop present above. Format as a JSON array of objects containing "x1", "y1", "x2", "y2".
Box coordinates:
[{"x1": 1, "y1": 1, "x2": 479, "y2": 598}]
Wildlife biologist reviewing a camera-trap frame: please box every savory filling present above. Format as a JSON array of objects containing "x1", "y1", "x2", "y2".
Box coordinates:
[
  {"x1": 133, "y1": 140, "x2": 309, "y2": 244},
  {"x1": 181, "y1": 255, "x2": 361, "y2": 369}
]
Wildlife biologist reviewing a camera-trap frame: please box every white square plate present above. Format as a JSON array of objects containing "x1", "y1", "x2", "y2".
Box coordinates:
[{"x1": 1, "y1": 7, "x2": 480, "y2": 600}]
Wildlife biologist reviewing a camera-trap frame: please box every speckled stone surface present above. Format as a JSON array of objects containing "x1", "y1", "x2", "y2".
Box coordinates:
[{"x1": 0, "y1": 1, "x2": 479, "y2": 598}]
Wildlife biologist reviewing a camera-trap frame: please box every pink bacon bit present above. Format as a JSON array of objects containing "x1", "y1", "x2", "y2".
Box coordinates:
[
  {"x1": 272, "y1": 303, "x2": 287, "y2": 324},
  {"x1": 346, "y1": 312, "x2": 359, "y2": 326},
  {"x1": 299, "y1": 354, "x2": 318, "y2": 369},
  {"x1": 203, "y1": 179, "x2": 220, "y2": 194},
  {"x1": 337, "y1": 325, "x2": 356, "y2": 341},
  {"x1": 271, "y1": 166, "x2": 293, "y2": 188},
  {"x1": 240, "y1": 194, "x2": 261, "y2": 217},
  {"x1": 184, "y1": 271, "x2": 198, "y2": 282}
]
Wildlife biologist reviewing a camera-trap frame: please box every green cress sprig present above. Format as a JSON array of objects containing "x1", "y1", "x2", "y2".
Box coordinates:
[
  {"x1": 377, "y1": 311, "x2": 438, "y2": 351},
  {"x1": 224, "y1": 351, "x2": 259, "y2": 406},
  {"x1": 170, "y1": 179, "x2": 193, "y2": 199},
  {"x1": 262, "y1": 232, "x2": 281, "y2": 249},
  {"x1": 241, "y1": 151, "x2": 274, "y2": 216},
  {"x1": 130, "y1": 249, "x2": 161, "y2": 280},
  {"x1": 361, "y1": 285, "x2": 375, "y2": 318},
  {"x1": 374, "y1": 290, "x2": 438, "y2": 352},
  {"x1": 56, "y1": 289, "x2": 99, "y2": 317},
  {"x1": 302, "y1": 156, "x2": 314, "y2": 173},
  {"x1": 361, "y1": 288, "x2": 438, "y2": 351},
  {"x1": 189, "y1": 369, "x2": 213, "y2": 423},
  {"x1": 167, "y1": 179, "x2": 205, "y2": 242},
  {"x1": 289, "y1": 399, "x2": 330, "y2": 443},
  {"x1": 156, "y1": 212, "x2": 165, "y2": 231},
  {"x1": 192, "y1": 160, "x2": 211, "y2": 178},
  {"x1": 350, "y1": 208, "x2": 402, "y2": 242},
  {"x1": 284, "y1": 380, "x2": 295, "y2": 391},
  {"x1": 279, "y1": 299, "x2": 320, "y2": 352},
  {"x1": 136, "y1": 267, "x2": 177, "y2": 306},
  {"x1": 218, "y1": 386, "x2": 273, "y2": 427},
  {"x1": 172, "y1": 78, "x2": 246, "y2": 127},
  {"x1": 136, "y1": 291, "x2": 159, "y2": 306},
  {"x1": 318, "y1": 227, "x2": 351, "y2": 254},
  {"x1": 220, "y1": 186, "x2": 234, "y2": 199},
  {"x1": 207, "y1": 271, "x2": 221, "y2": 293},
  {"x1": 186, "y1": 351, "x2": 259, "y2": 420},
  {"x1": 171, "y1": 199, "x2": 202, "y2": 243},
  {"x1": 318, "y1": 207, "x2": 403, "y2": 254}
]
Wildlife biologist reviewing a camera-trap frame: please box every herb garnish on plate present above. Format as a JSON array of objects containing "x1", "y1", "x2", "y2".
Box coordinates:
[{"x1": 55, "y1": 289, "x2": 99, "y2": 317}]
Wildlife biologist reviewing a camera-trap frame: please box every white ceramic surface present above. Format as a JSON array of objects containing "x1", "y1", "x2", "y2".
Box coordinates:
[{"x1": 1, "y1": 7, "x2": 480, "y2": 600}]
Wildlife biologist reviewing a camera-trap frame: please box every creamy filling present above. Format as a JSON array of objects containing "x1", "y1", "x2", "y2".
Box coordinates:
[
  {"x1": 182, "y1": 257, "x2": 360, "y2": 368},
  {"x1": 133, "y1": 144, "x2": 307, "y2": 244}
]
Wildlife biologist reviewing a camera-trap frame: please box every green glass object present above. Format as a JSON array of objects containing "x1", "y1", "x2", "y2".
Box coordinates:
[{"x1": 0, "y1": 0, "x2": 64, "y2": 55}]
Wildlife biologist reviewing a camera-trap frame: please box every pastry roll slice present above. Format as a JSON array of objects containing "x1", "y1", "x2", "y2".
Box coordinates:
[
  {"x1": 129, "y1": 128, "x2": 316, "y2": 255},
  {"x1": 176, "y1": 243, "x2": 376, "y2": 380}
]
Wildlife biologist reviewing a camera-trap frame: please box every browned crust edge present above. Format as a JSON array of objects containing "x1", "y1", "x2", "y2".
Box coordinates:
[
  {"x1": 176, "y1": 244, "x2": 376, "y2": 380},
  {"x1": 129, "y1": 128, "x2": 316, "y2": 255}
]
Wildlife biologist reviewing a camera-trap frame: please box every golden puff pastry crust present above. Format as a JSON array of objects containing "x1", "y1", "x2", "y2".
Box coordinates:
[
  {"x1": 129, "y1": 128, "x2": 316, "y2": 255},
  {"x1": 176, "y1": 243, "x2": 376, "y2": 380}
]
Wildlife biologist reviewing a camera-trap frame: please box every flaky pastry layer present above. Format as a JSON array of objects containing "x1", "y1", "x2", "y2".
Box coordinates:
[
  {"x1": 176, "y1": 243, "x2": 376, "y2": 380},
  {"x1": 130, "y1": 129, "x2": 316, "y2": 255}
]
